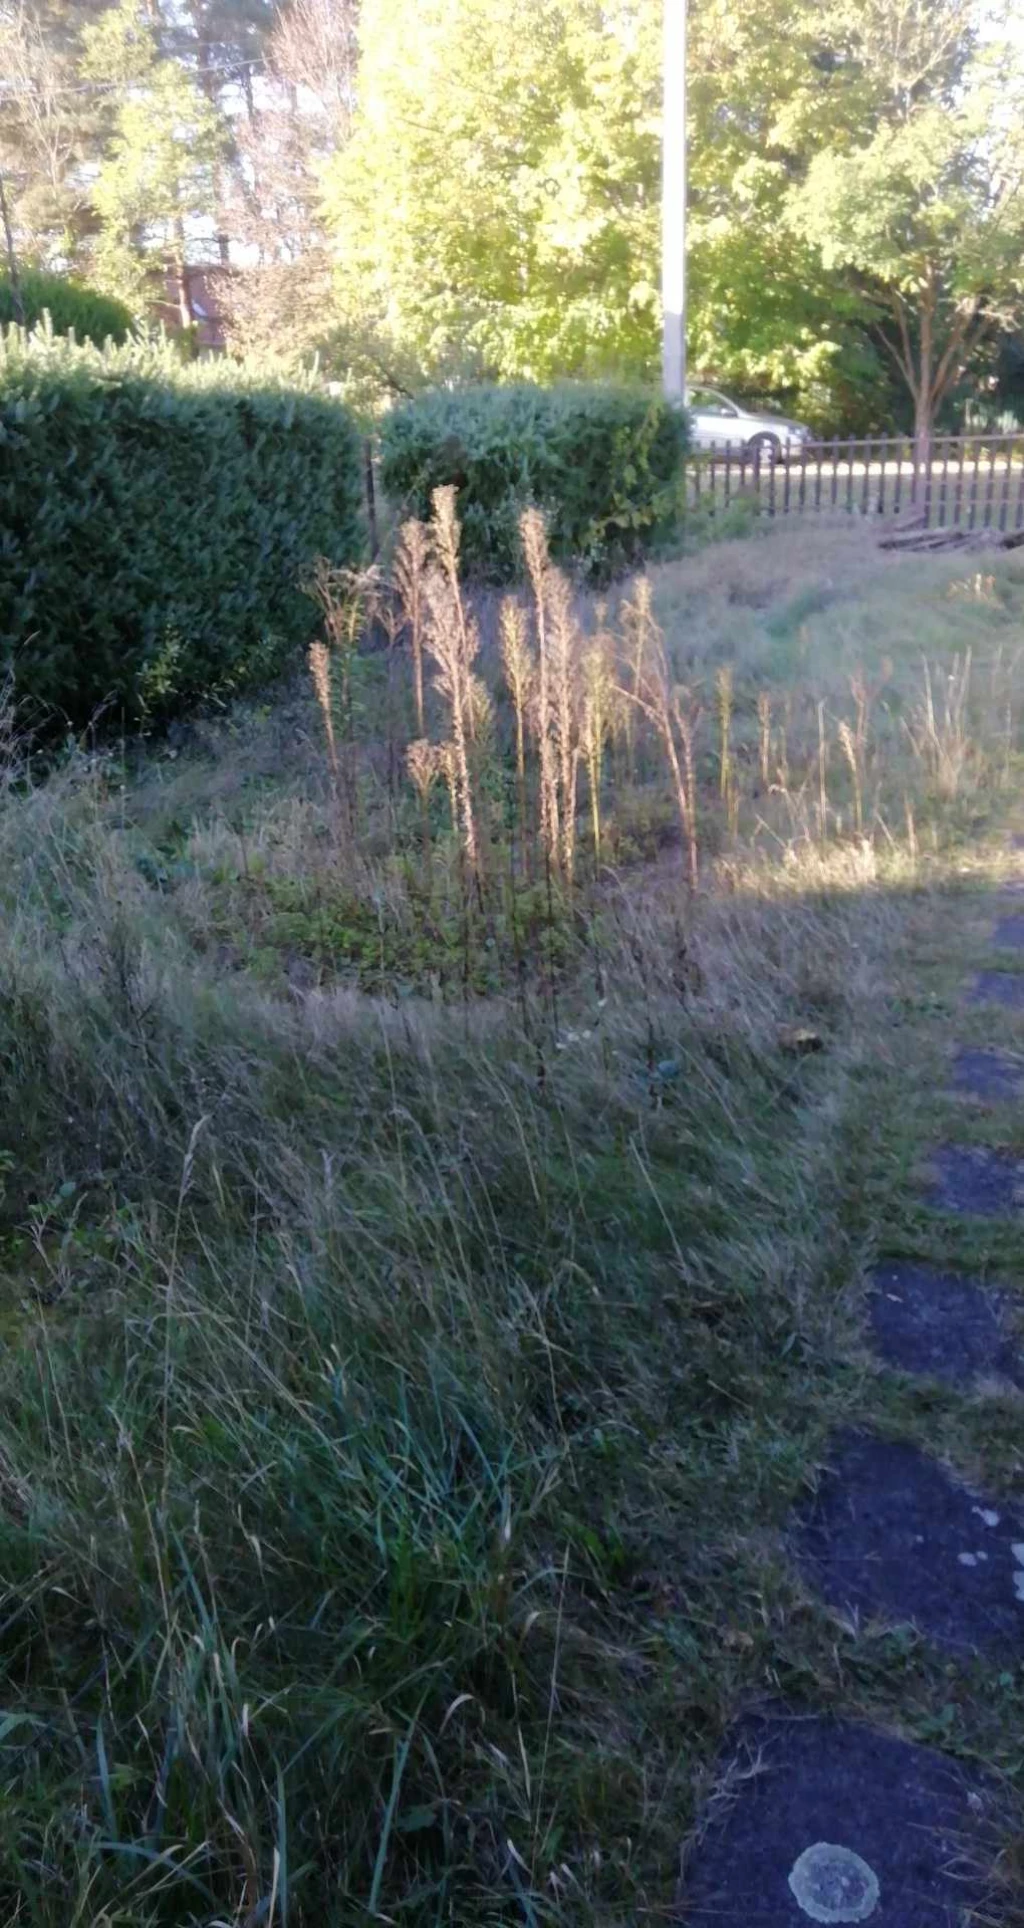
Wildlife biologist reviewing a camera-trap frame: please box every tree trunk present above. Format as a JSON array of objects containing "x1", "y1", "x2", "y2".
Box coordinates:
[
  {"x1": 914, "y1": 396, "x2": 932, "y2": 473},
  {"x1": 174, "y1": 252, "x2": 195, "y2": 330},
  {"x1": 914, "y1": 293, "x2": 934, "y2": 471},
  {"x1": 0, "y1": 167, "x2": 24, "y2": 324}
]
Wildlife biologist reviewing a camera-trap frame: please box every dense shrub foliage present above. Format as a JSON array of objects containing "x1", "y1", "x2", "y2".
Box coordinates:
[
  {"x1": 0, "y1": 270, "x2": 134, "y2": 345},
  {"x1": 379, "y1": 383, "x2": 688, "y2": 579},
  {"x1": 0, "y1": 327, "x2": 364, "y2": 727}
]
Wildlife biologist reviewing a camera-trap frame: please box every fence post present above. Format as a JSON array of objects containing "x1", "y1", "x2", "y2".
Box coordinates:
[
  {"x1": 999, "y1": 438, "x2": 1013, "y2": 532},
  {"x1": 937, "y1": 436, "x2": 950, "y2": 527},
  {"x1": 984, "y1": 438, "x2": 999, "y2": 529},
  {"x1": 952, "y1": 438, "x2": 966, "y2": 528},
  {"x1": 968, "y1": 437, "x2": 982, "y2": 530},
  {"x1": 860, "y1": 437, "x2": 872, "y2": 516}
]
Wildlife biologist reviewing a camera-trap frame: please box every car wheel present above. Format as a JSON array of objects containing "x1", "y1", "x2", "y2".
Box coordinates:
[{"x1": 747, "y1": 433, "x2": 782, "y2": 463}]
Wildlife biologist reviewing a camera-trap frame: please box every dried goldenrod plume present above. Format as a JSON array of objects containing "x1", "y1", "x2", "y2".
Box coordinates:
[
  {"x1": 521, "y1": 508, "x2": 559, "y2": 874},
  {"x1": 414, "y1": 489, "x2": 487, "y2": 873},
  {"x1": 423, "y1": 553, "x2": 480, "y2": 873},
  {"x1": 305, "y1": 556, "x2": 379, "y2": 654},
  {"x1": 394, "y1": 518, "x2": 429, "y2": 736},
  {"x1": 308, "y1": 639, "x2": 340, "y2": 789},
  {"x1": 431, "y1": 486, "x2": 474, "y2": 719},
  {"x1": 406, "y1": 736, "x2": 443, "y2": 799},
  {"x1": 436, "y1": 739, "x2": 459, "y2": 832},
  {"x1": 757, "y1": 690, "x2": 772, "y2": 790},
  {"x1": 545, "y1": 565, "x2": 581, "y2": 886},
  {"x1": 406, "y1": 736, "x2": 445, "y2": 874},
  {"x1": 500, "y1": 596, "x2": 534, "y2": 846},
  {"x1": 303, "y1": 557, "x2": 379, "y2": 823},
  {"x1": 467, "y1": 673, "x2": 495, "y2": 749},
  {"x1": 579, "y1": 627, "x2": 613, "y2": 871}
]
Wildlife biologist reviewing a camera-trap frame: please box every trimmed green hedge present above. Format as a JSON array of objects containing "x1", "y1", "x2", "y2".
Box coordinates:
[
  {"x1": 379, "y1": 382, "x2": 688, "y2": 580},
  {"x1": 0, "y1": 328, "x2": 364, "y2": 727},
  {"x1": 0, "y1": 270, "x2": 135, "y2": 346}
]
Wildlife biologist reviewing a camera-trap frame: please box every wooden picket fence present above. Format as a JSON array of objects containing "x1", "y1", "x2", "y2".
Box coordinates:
[{"x1": 687, "y1": 432, "x2": 1024, "y2": 537}]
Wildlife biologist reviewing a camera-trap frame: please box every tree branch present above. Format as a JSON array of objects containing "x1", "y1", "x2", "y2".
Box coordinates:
[
  {"x1": 872, "y1": 316, "x2": 914, "y2": 390},
  {"x1": 929, "y1": 298, "x2": 981, "y2": 411}
]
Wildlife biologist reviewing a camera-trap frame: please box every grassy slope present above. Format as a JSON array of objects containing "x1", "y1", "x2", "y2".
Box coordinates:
[{"x1": 0, "y1": 526, "x2": 1022, "y2": 1923}]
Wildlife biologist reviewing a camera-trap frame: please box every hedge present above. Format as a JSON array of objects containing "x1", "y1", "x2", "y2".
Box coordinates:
[
  {"x1": 0, "y1": 269, "x2": 134, "y2": 346},
  {"x1": 0, "y1": 327, "x2": 364, "y2": 728},
  {"x1": 379, "y1": 382, "x2": 688, "y2": 580}
]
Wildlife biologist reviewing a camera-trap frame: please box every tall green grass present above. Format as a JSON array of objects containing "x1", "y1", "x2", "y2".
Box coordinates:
[{"x1": 0, "y1": 529, "x2": 1021, "y2": 1922}]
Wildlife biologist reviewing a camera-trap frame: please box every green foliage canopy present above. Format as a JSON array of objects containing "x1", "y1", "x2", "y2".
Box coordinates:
[
  {"x1": 323, "y1": 0, "x2": 663, "y2": 392},
  {"x1": 79, "y1": 0, "x2": 226, "y2": 313},
  {"x1": 0, "y1": 269, "x2": 134, "y2": 344},
  {"x1": 322, "y1": 0, "x2": 906, "y2": 426},
  {"x1": 788, "y1": 1, "x2": 1024, "y2": 438}
]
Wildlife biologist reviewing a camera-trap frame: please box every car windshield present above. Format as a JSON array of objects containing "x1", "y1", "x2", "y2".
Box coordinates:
[{"x1": 687, "y1": 388, "x2": 738, "y2": 417}]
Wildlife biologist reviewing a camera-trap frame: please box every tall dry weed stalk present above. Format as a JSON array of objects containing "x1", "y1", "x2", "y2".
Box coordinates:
[
  {"x1": 758, "y1": 691, "x2": 772, "y2": 790},
  {"x1": 777, "y1": 696, "x2": 791, "y2": 792},
  {"x1": 424, "y1": 489, "x2": 481, "y2": 873},
  {"x1": 546, "y1": 566, "x2": 581, "y2": 885},
  {"x1": 407, "y1": 737, "x2": 445, "y2": 877},
  {"x1": 579, "y1": 621, "x2": 614, "y2": 872},
  {"x1": 394, "y1": 518, "x2": 429, "y2": 736},
  {"x1": 844, "y1": 660, "x2": 890, "y2": 826},
  {"x1": 717, "y1": 665, "x2": 733, "y2": 804},
  {"x1": 620, "y1": 579, "x2": 656, "y2": 786},
  {"x1": 522, "y1": 509, "x2": 560, "y2": 877},
  {"x1": 817, "y1": 700, "x2": 829, "y2": 844},
  {"x1": 838, "y1": 720, "x2": 863, "y2": 837},
  {"x1": 308, "y1": 640, "x2": 340, "y2": 792},
  {"x1": 500, "y1": 597, "x2": 534, "y2": 858},
  {"x1": 906, "y1": 651, "x2": 972, "y2": 798},
  {"x1": 304, "y1": 557, "x2": 379, "y2": 823},
  {"x1": 622, "y1": 586, "x2": 701, "y2": 890}
]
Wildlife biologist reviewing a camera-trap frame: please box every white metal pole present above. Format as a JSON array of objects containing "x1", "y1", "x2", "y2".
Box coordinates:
[{"x1": 661, "y1": 0, "x2": 686, "y2": 401}]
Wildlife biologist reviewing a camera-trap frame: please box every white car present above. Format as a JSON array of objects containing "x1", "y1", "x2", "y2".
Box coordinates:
[{"x1": 686, "y1": 386, "x2": 813, "y2": 460}]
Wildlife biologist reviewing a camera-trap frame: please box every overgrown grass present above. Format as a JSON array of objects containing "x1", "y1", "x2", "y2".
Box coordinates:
[{"x1": 0, "y1": 524, "x2": 1023, "y2": 1923}]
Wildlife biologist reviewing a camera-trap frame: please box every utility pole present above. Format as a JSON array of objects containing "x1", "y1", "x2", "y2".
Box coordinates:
[
  {"x1": 0, "y1": 165, "x2": 25, "y2": 325},
  {"x1": 661, "y1": 0, "x2": 686, "y2": 401}
]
